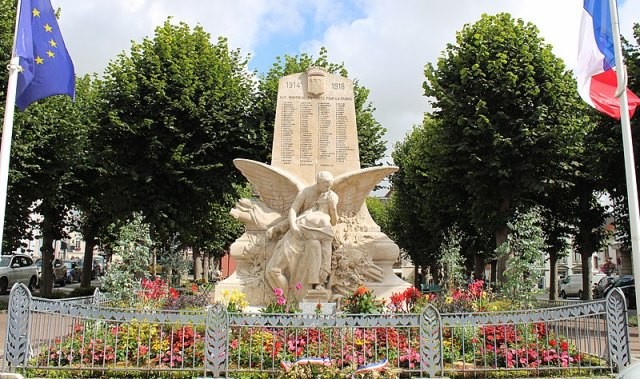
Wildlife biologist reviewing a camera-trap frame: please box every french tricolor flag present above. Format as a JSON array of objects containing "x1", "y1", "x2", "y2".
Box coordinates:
[{"x1": 577, "y1": 0, "x2": 640, "y2": 119}]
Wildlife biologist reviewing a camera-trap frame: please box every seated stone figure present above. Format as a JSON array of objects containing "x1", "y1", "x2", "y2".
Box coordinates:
[
  {"x1": 226, "y1": 158, "x2": 398, "y2": 304},
  {"x1": 265, "y1": 171, "x2": 339, "y2": 295}
]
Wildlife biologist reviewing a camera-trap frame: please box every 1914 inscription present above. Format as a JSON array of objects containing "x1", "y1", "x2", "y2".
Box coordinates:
[{"x1": 272, "y1": 69, "x2": 360, "y2": 185}]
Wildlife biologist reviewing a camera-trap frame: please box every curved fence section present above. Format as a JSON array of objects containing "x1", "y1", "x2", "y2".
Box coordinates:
[{"x1": 2, "y1": 287, "x2": 631, "y2": 378}]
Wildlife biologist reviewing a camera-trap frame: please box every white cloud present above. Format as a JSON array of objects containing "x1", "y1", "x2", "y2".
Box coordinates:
[{"x1": 50, "y1": 0, "x2": 638, "y2": 160}]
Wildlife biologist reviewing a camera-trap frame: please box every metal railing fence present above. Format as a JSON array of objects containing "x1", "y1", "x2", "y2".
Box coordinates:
[{"x1": 2, "y1": 283, "x2": 632, "y2": 378}]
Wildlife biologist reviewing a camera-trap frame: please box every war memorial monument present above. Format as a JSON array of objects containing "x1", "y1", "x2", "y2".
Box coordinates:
[{"x1": 214, "y1": 68, "x2": 410, "y2": 306}]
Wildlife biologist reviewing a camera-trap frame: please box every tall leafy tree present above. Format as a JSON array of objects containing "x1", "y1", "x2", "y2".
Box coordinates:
[
  {"x1": 94, "y1": 20, "x2": 265, "y2": 263},
  {"x1": 8, "y1": 91, "x2": 88, "y2": 296},
  {"x1": 423, "y1": 13, "x2": 583, "y2": 283},
  {"x1": 0, "y1": 0, "x2": 90, "y2": 296},
  {"x1": 390, "y1": 118, "x2": 492, "y2": 285},
  {"x1": 67, "y1": 74, "x2": 116, "y2": 288}
]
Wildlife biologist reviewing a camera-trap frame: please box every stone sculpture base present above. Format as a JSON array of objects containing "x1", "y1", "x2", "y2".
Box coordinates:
[
  {"x1": 302, "y1": 289, "x2": 332, "y2": 303},
  {"x1": 213, "y1": 229, "x2": 411, "y2": 307}
]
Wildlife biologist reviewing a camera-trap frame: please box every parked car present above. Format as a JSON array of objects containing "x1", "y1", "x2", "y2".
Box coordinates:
[
  {"x1": 559, "y1": 274, "x2": 583, "y2": 298},
  {"x1": 0, "y1": 254, "x2": 38, "y2": 293},
  {"x1": 76, "y1": 258, "x2": 98, "y2": 280},
  {"x1": 63, "y1": 260, "x2": 81, "y2": 283},
  {"x1": 35, "y1": 258, "x2": 67, "y2": 287},
  {"x1": 94, "y1": 256, "x2": 106, "y2": 276},
  {"x1": 604, "y1": 275, "x2": 636, "y2": 309},
  {"x1": 593, "y1": 276, "x2": 617, "y2": 299},
  {"x1": 559, "y1": 273, "x2": 604, "y2": 299}
]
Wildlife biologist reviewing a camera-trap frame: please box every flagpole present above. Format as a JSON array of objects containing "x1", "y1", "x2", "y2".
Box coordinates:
[
  {"x1": 608, "y1": 0, "x2": 640, "y2": 314},
  {"x1": 0, "y1": 0, "x2": 23, "y2": 256},
  {"x1": 0, "y1": 58, "x2": 20, "y2": 256}
]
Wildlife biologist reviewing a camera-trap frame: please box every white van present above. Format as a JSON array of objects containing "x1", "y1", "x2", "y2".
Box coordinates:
[{"x1": 559, "y1": 273, "x2": 606, "y2": 299}]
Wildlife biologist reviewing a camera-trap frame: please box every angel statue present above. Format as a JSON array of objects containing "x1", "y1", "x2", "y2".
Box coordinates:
[
  {"x1": 230, "y1": 158, "x2": 397, "y2": 302},
  {"x1": 265, "y1": 171, "x2": 338, "y2": 294}
]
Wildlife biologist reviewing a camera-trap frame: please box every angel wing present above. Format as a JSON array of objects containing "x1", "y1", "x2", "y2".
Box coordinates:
[
  {"x1": 233, "y1": 159, "x2": 305, "y2": 214},
  {"x1": 333, "y1": 166, "x2": 398, "y2": 217}
]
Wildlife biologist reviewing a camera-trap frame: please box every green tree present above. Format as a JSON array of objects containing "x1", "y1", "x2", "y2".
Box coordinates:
[
  {"x1": 438, "y1": 227, "x2": 466, "y2": 290},
  {"x1": 497, "y1": 207, "x2": 546, "y2": 307},
  {"x1": 94, "y1": 20, "x2": 265, "y2": 265},
  {"x1": 365, "y1": 197, "x2": 390, "y2": 234},
  {"x1": 101, "y1": 214, "x2": 152, "y2": 304},
  {"x1": 255, "y1": 48, "x2": 387, "y2": 167},
  {"x1": 10, "y1": 91, "x2": 87, "y2": 297},
  {"x1": 390, "y1": 118, "x2": 493, "y2": 286},
  {"x1": 423, "y1": 13, "x2": 584, "y2": 283},
  {"x1": 66, "y1": 74, "x2": 118, "y2": 288}
]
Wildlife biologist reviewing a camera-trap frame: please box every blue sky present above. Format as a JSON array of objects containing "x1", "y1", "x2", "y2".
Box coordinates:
[
  {"x1": 249, "y1": 1, "x2": 366, "y2": 73},
  {"x1": 47, "y1": 0, "x2": 640, "y2": 162}
]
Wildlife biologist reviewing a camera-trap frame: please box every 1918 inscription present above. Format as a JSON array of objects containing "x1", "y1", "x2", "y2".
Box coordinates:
[{"x1": 272, "y1": 69, "x2": 360, "y2": 185}]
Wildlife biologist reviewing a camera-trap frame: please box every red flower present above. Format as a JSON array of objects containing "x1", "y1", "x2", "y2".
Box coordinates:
[
  {"x1": 169, "y1": 287, "x2": 179, "y2": 299},
  {"x1": 560, "y1": 341, "x2": 569, "y2": 352}
]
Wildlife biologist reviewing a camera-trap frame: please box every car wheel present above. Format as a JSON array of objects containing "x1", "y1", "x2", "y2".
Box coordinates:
[
  {"x1": 28, "y1": 276, "x2": 37, "y2": 292},
  {"x1": 578, "y1": 290, "x2": 583, "y2": 299},
  {"x1": 560, "y1": 290, "x2": 566, "y2": 299},
  {"x1": 0, "y1": 277, "x2": 8, "y2": 294}
]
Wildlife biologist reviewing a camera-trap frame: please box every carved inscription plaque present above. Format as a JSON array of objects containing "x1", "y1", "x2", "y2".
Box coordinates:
[{"x1": 271, "y1": 68, "x2": 360, "y2": 185}]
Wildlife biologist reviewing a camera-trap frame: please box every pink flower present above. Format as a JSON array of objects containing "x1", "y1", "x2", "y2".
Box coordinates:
[
  {"x1": 295, "y1": 282, "x2": 302, "y2": 291},
  {"x1": 274, "y1": 287, "x2": 284, "y2": 297},
  {"x1": 277, "y1": 295, "x2": 286, "y2": 306}
]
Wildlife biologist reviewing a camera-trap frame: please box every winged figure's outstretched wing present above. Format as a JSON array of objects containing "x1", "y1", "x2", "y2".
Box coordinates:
[
  {"x1": 234, "y1": 159, "x2": 305, "y2": 214},
  {"x1": 333, "y1": 166, "x2": 398, "y2": 217}
]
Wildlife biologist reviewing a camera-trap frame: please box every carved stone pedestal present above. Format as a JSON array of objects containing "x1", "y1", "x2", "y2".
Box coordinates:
[
  {"x1": 302, "y1": 289, "x2": 332, "y2": 303},
  {"x1": 363, "y1": 232, "x2": 412, "y2": 299},
  {"x1": 299, "y1": 302, "x2": 336, "y2": 315},
  {"x1": 213, "y1": 231, "x2": 271, "y2": 306}
]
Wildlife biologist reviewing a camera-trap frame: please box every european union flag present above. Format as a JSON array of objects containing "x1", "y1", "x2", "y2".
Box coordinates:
[{"x1": 14, "y1": 0, "x2": 75, "y2": 111}]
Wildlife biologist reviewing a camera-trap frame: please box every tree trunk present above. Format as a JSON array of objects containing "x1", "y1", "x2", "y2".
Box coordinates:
[
  {"x1": 495, "y1": 224, "x2": 509, "y2": 285},
  {"x1": 581, "y1": 250, "x2": 593, "y2": 300},
  {"x1": 193, "y1": 247, "x2": 203, "y2": 282},
  {"x1": 548, "y1": 251, "x2": 558, "y2": 301},
  {"x1": 40, "y1": 227, "x2": 55, "y2": 298},
  {"x1": 203, "y1": 252, "x2": 210, "y2": 284},
  {"x1": 490, "y1": 259, "x2": 497, "y2": 287},
  {"x1": 80, "y1": 229, "x2": 96, "y2": 288},
  {"x1": 429, "y1": 262, "x2": 441, "y2": 285},
  {"x1": 495, "y1": 198, "x2": 512, "y2": 286},
  {"x1": 577, "y1": 226, "x2": 594, "y2": 301},
  {"x1": 473, "y1": 254, "x2": 484, "y2": 281}
]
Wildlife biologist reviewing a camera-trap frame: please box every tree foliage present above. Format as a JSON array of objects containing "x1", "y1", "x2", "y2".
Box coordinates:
[
  {"x1": 497, "y1": 207, "x2": 546, "y2": 307},
  {"x1": 418, "y1": 13, "x2": 584, "y2": 282},
  {"x1": 94, "y1": 20, "x2": 264, "y2": 257}
]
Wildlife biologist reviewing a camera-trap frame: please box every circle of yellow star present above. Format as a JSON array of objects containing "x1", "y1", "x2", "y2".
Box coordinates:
[
  {"x1": 44, "y1": 24, "x2": 52, "y2": 32},
  {"x1": 47, "y1": 50, "x2": 55, "y2": 58},
  {"x1": 32, "y1": 8, "x2": 40, "y2": 17},
  {"x1": 35, "y1": 56, "x2": 44, "y2": 64}
]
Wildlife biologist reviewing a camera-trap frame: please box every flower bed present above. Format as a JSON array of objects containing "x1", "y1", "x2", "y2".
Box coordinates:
[{"x1": 22, "y1": 279, "x2": 612, "y2": 378}]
